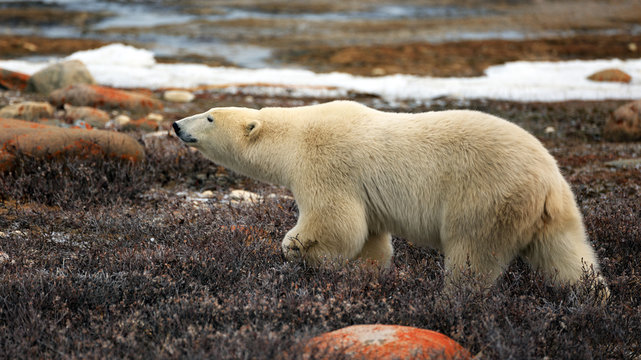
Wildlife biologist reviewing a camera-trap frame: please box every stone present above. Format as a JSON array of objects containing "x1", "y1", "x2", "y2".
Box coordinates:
[
  {"x1": 604, "y1": 158, "x2": 641, "y2": 169},
  {"x1": 147, "y1": 113, "x2": 164, "y2": 123},
  {"x1": 0, "y1": 68, "x2": 30, "y2": 91},
  {"x1": 587, "y1": 69, "x2": 632, "y2": 83},
  {"x1": 371, "y1": 67, "x2": 387, "y2": 76},
  {"x1": 0, "y1": 118, "x2": 145, "y2": 171},
  {"x1": 50, "y1": 84, "x2": 163, "y2": 115},
  {"x1": 121, "y1": 117, "x2": 160, "y2": 132},
  {"x1": 71, "y1": 120, "x2": 94, "y2": 130},
  {"x1": 201, "y1": 190, "x2": 215, "y2": 198},
  {"x1": 305, "y1": 325, "x2": 471, "y2": 360},
  {"x1": 228, "y1": 189, "x2": 262, "y2": 204},
  {"x1": 0, "y1": 251, "x2": 9, "y2": 264},
  {"x1": 63, "y1": 104, "x2": 110, "y2": 129},
  {"x1": 0, "y1": 101, "x2": 54, "y2": 122},
  {"x1": 603, "y1": 99, "x2": 641, "y2": 141},
  {"x1": 26, "y1": 60, "x2": 95, "y2": 94},
  {"x1": 163, "y1": 90, "x2": 195, "y2": 103},
  {"x1": 113, "y1": 114, "x2": 131, "y2": 127}
]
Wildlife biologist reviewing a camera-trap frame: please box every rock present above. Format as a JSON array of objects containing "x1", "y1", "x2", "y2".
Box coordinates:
[
  {"x1": 71, "y1": 120, "x2": 94, "y2": 130},
  {"x1": 201, "y1": 190, "x2": 215, "y2": 198},
  {"x1": 605, "y1": 158, "x2": 641, "y2": 169},
  {"x1": 229, "y1": 189, "x2": 262, "y2": 204},
  {"x1": 604, "y1": 99, "x2": 641, "y2": 141},
  {"x1": 587, "y1": 69, "x2": 632, "y2": 83},
  {"x1": 26, "y1": 60, "x2": 95, "y2": 94},
  {"x1": 0, "y1": 68, "x2": 30, "y2": 91},
  {"x1": 147, "y1": 113, "x2": 164, "y2": 123},
  {"x1": 305, "y1": 325, "x2": 471, "y2": 360},
  {"x1": 0, "y1": 118, "x2": 145, "y2": 171},
  {"x1": 113, "y1": 114, "x2": 131, "y2": 127},
  {"x1": 63, "y1": 104, "x2": 110, "y2": 129},
  {"x1": 163, "y1": 90, "x2": 195, "y2": 103},
  {"x1": 371, "y1": 67, "x2": 387, "y2": 76},
  {"x1": 0, "y1": 101, "x2": 54, "y2": 122},
  {"x1": 0, "y1": 251, "x2": 9, "y2": 264},
  {"x1": 50, "y1": 84, "x2": 163, "y2": 115},
  {"x1": 121, "y1": 117, "x2": 160, "y2": 132}
]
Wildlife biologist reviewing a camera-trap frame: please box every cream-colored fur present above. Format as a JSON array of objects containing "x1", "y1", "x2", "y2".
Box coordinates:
[{"x1": 174, "y1": 100, "x2": 605, "y2": 287}]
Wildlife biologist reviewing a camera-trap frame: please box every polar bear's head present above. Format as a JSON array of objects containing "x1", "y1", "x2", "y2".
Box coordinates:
[{"x1": 173, "y1": 107, "x2": 262, "y2": 165}]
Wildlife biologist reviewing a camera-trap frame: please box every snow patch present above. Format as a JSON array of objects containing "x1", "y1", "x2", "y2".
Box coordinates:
[{"x1": 1, "y1": 43, "x2": 640, "y2": 102}]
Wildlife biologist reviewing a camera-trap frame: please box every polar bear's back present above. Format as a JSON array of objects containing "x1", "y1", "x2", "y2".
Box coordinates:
[{"x1": 304, "y1": 103, "x2": 564, "y2": 250}]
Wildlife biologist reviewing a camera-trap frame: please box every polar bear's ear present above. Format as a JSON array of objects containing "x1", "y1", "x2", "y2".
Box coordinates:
[{"x1": 245, "y1": 120, "x2": 262, "y2": 138}]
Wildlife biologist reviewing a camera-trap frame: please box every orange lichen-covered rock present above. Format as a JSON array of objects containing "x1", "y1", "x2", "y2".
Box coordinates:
[
  {"x1": 587, "y1": 68, "x2": 632, "y2": 83},
  {"x1": 63, "y1": 104, "x2": 110, "y2": 128},
  {"x1": 50, "y1": 84, "x2": 163, "y2": 115},
  {"x1": 0, "y1": 118, "x2": 145, "y2": 171},
  {"x1": 0, "y1": 101, "x2": 54, "y2": 122},
  {"x1": 121, "y1": 116, "x2": 160, "y2": 132},
  {"x1": 0, "y1": 68, "x2": 30, "y2": 91},
  {"x1": 305, "y1": 325, "x2": 471, "y2": 360},
  {"x1": 604, "y1": 99, "x2": 641, "y2": 142}
]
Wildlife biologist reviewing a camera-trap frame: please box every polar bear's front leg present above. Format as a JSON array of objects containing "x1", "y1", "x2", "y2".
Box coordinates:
[{"x1": 281, "y1": 197, "x2": 369, "y2": 266}]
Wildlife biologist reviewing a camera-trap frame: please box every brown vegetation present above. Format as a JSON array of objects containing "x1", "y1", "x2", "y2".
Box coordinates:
[{"x1": 0, "y1": 98, "x2": 639, "y2": 359}]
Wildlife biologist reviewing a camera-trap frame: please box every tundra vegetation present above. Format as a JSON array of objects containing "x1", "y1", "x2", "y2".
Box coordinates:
[{"x1": 0, "y1": 96, "x2": 639, "y2": 359}]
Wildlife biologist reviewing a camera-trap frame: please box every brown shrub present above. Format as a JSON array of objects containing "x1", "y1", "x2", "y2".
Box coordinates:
[{"x1": 0, "y1": 101, "x2": 639, "y2": 359}]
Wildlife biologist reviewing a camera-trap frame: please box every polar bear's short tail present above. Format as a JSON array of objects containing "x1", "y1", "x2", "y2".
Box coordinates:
[{"x1": 520, "y1": 181, "x2": 607, "y2": 294}]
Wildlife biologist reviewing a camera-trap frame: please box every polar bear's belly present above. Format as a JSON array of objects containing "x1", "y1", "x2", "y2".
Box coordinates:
[{"x1": 363, "y1": 185, "x2": 445, "y2": 251}]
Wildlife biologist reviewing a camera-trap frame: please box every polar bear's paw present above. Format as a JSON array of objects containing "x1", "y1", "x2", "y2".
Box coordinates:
[{"x1": 281, "y1": 234, "x2": 320, "y2": 263}]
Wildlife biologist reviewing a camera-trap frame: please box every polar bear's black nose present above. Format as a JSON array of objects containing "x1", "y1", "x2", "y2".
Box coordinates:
[
  {"x1": 172, "y1": 122, "x2": 181, "y2": 135},
  {"x1": 172, "y1": 122, "x2": 197, "y2": 143}
]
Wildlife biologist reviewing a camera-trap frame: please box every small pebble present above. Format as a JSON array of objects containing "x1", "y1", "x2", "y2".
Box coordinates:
[
  {"x1": 201, "y1": 190, "x2": 215, "y2": 198},
  {"x1": 114, "y1": 114, "x2": 131, "y2": 126},
  {"x1": 0, "y1": 251, "x2": 9, "y2": 264}
]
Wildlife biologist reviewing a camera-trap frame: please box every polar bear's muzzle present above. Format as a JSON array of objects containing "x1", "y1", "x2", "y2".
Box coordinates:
[{"x1": 172, "y1": 122, "x2": 197, "y2": 143}]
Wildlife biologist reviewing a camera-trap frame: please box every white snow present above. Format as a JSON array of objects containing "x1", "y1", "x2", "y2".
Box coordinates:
[{"x1": 1, "y1": 43, "x2": 640, "y2": 102}]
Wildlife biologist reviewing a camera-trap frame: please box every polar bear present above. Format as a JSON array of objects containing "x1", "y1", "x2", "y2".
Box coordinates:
[{"x1": 173, "y1": 101, "x2": 605, "y2": 287}]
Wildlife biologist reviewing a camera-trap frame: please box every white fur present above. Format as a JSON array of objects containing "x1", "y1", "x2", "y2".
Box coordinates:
[{"x1": 174, "y1": 101, "x2": 605, "y2": 287}]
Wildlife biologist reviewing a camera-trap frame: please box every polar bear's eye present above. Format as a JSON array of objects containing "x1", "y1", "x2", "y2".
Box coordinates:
[{"x1": 207, "y1": 115, "x2": 214, "y2": 123}]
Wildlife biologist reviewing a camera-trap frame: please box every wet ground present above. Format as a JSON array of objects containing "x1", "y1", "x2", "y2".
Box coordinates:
[{"x1": 1, "y1": 0, "x2": 640, "y2": 75}]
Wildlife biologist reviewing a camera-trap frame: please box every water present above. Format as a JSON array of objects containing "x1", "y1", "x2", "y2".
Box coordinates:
[
  {"x1": 1, "y1": 1, "x2": 637, "y2": 69},
  {"x1": 0, "y1": 0, "x2": 497, "y2": 67}
]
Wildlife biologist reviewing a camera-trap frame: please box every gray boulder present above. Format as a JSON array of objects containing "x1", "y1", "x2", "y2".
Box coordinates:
[{"x1": 26, "y1": 60, "x2": 95, "y2": 94}]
